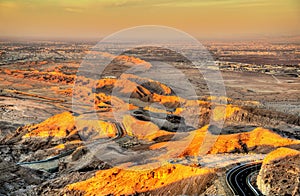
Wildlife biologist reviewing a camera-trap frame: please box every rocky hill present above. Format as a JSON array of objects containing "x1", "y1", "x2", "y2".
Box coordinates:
[
  {"x1": 257, "y1": 147, "x2": 300, "y2": 196},
  {"x1": 1, "y1": 72, "x2": 300, "y2": 195}
]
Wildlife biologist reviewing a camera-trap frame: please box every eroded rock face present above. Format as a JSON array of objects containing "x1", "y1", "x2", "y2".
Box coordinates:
[
  {"x1": 1, "y1": 71, "x2": 300, "y2": 195},
  {"x1": 150, "y1": 126, "x2": 300, "y2": 157},
  {"x1": 63, "y1": 163, "x2": 216, "y2": 195},
  {"x1": 1, "y1": 69, "x2": 75, "y2": 84},
  {"x1": 0, "y1": 159, "x2": 46, "y2": 195},
  {"x1": 257, "y1": 147, "x2": 300, "y2": 196}
]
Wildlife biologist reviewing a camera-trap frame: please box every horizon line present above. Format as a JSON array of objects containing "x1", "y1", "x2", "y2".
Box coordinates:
[{"x1": 0, "y1": 34, "x2": 299, "y2": 42}]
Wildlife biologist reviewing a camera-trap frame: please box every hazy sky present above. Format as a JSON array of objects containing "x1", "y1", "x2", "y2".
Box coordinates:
[{"x1": 0, "y1": 0, "x2": 299, "y2": 40}]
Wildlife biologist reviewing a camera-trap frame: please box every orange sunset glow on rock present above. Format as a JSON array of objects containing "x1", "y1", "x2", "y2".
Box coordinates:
[{"x1": 0, "y1": 1, "x2": 299, "y2": 195}]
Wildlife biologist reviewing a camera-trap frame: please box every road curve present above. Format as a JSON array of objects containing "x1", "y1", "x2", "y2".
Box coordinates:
[
  {"x1": 226, "y1": 162, "x2": 263, "y2": 196},
  {"x1": 17, "y1": 149, "x2": 75, "y2": 172},
  {"x1": 17, "y1": 122, "x2": 125, "y2": 172}
]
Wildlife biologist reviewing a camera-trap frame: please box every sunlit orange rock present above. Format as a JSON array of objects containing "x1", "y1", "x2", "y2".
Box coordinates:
[
  {"x1": 123, "y1": 114, "x2": 173, "y2": 141},
  {"x1": 212, "y1": 104, "x2": 240, "y2": 121},
  {"x1": 152, "y1": 94, "x2": 182, "y2": 108},
  {"x1": 115, "y1": 55, "x2": 152, "y2": 69},
  {"x1": 261, "y1": 147, "x2": 300, "y2": 165},
  {"x1": 52, "y1": 140, "x2": 82, "y2": 149},
  {"x1": 95, "y1": 77, "x2": 152, "y2": 101},
  {"x1": 23, "y1": 112, "x2": 75, "y2": 138},
  {"x1": 94, "y1": 93, "x2": 137, "y2": 113},
  {"x1": 95, "y1": 78, "x2": 116, "y2": 91},
  {"x1": 149, "y1": 126, "x2": 207, "y2": 158},
  {"x1": 215, "y1": 127, "x2": 299, "y2": 153},
  {"x1": 198, "y1": 127, "x2": 300, "y2": 154},
  {"x1": 65, "y1": 163, "x2": 215, "y2": 195},
  {"x1": 150, "y1": 126, "x2": 300, "y2": 157},
  {"x1": 22, "y1": 111, "x2": 119, "y2": 140},
  {"x1": 4, "y1": 69, "x2": 75, "y2": 84},
  {"x1": 75, "y1": 118, "x2": 118, "y2": 140},
  {"x1": 53, "y1": 87, "x2": 73, "y2": 96},
  {"x1": 3, "y1": 69, "x2": 12, "y2": 75},
  {"x1": 86, "y1": 52, "x2": 152, "y2": 69},
  {"x1": 121, "y1": 74, "x2": 172, "y2": 95}
]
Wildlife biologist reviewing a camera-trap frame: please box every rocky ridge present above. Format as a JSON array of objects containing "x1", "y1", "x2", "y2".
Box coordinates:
[{"x1": 0, "y1": 73, "x2": 300, "y2": 195}]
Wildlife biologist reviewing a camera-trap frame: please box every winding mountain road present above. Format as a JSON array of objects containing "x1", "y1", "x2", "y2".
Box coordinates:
[
  {"x1": 17, "y1": 122, "x2": 125, "y2": 172},
  {"x1": 226, "y1": 162, "x2": 263, "y2": 196}
]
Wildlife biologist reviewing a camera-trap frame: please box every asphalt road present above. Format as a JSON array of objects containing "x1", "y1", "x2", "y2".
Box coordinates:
[
  {"x1": 17, "y1": 122, "x2": 125, "y2": 172},
  {"x1": 226, "y1": 162, "x2": 263, "y2": 196},
  {"x1": 17, "y1": 149, "x2": 75, "y2": 172}
]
